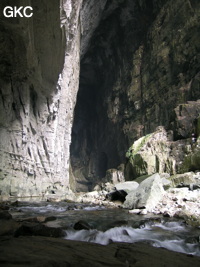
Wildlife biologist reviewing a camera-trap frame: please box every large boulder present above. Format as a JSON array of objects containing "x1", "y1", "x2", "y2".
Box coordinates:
[
  {"x1": 100, "y1": 167, "x2": 125, "y2": 192},
  {"x1": 123, "y1": 173, "x2": 165, "y2": 211},
  {"x1": 74, "y1": 220, "x2": 92, "y2": 230},
  {"x1": 125, "y1": 124, "x2": 200, "y2": 180},
  {"x1": 125, "y1": 127, "x2": 176, "y2": 179},
  {"x1": 115, "y1": 181, "x2": 139, "y2": 193}
]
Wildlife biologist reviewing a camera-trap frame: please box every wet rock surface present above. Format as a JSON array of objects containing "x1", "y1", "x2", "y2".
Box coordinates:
[
  {"x1": 74, "y1": 220, "x2": 92, "y2": 230},
  {"x1": 0, "y1": 235, "x2": 200, "y2": 267},
  {"x1": 0, "y1": 197, "x2": 200, "y2": 265},
  {"x1": 14, "y1": 222, "x2": 65, "y2": 238}
]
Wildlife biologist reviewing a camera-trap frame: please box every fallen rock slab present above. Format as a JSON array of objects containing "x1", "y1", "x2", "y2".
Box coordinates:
[{"x1": 0, "y1": 236, "x2": 200, "y2": 267}]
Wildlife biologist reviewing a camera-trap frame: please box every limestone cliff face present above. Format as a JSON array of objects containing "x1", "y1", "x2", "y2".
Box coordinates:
[
  {"x1": 0, "y1": 0, "x2": 82, "y2": 198},
  {"x1": 71, "y1": 0, "x2": 200, "y2": 190},
  {"x1": 0, "y1": 0, "x2": 200, "y2": 197}
]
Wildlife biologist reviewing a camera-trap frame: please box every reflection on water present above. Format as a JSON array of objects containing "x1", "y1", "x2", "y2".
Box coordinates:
[{"x1": 9, "y1": 201, "x2": 200, "y2": 256}]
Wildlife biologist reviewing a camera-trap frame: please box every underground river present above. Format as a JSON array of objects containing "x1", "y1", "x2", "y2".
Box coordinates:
[{"x1": 9, "y1": 201, "x2": 200, "y2": 257}]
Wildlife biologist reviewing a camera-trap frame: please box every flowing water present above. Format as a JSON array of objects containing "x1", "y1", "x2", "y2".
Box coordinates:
[{"x1": 10, "y1": 201, "x2": 200, "y2": 256}]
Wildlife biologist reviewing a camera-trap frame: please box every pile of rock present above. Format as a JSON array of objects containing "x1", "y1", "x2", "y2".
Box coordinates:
[
  {"x1": 121, "y1": 172, "x2": 200, "y2": 226},
  {"x1": 75, "y1": 170, "x2": 200, "y2": 226}
]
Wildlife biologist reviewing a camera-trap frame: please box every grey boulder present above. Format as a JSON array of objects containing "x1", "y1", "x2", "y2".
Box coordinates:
[
  {"x1": 115, "y1": 181, "x2": 139, "y2": 193},
  {"x1": 123, "y1": 173, "x2": 165, "y2": 211}
]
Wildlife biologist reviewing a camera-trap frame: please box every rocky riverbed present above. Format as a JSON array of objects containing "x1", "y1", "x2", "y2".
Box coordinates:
[
  {"x1": 1, "y1": 201, "x2": 200, "y2": 267},
  {"x1": 0, "y1": 203, "x2": 200, "y2": 266},
  {"x1": 1, "y1": 171, "x2": 200, "y2": 266},
  {"x1": 76, "y1": 171, "x2": 200, "y2": 227},
  {"x1": 1, "y1": 235, "x2": 200, "y2": 267}
]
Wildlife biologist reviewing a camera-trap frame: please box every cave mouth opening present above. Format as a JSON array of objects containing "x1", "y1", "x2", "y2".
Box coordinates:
[
  {"x1": 70, "y1": 58, "x2": 112, "y2": 192},
  {"x1": 69, "y1": 35, "x2": 127, "y2": 191},
  {"x1": 69, "y1": 0, "x2": 152, "y2": 192}
]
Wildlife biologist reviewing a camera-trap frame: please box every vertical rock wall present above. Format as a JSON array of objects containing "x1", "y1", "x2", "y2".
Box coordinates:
[
  {"x1": 71, "y1": 0, "x2": 200, "y2": 189},
  {"x1": 0, "y1": 0, "x2": 82, "y2": 199}
]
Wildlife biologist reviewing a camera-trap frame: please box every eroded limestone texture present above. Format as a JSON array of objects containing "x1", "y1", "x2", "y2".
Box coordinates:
[{"x1": 0, "y1": 0, "x2": 82, "y2": 198}]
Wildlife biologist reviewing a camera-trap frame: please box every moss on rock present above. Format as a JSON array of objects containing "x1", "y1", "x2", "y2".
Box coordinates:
[
  {"x1": 179, "y1": 146, "x2": 200, "y2": 173},
  {"x1": 126, "y1": 134, "x2": 152, "y2": 159},
  {"x1": 125, "y1": 127, "x2": 175, "y2": 179}
]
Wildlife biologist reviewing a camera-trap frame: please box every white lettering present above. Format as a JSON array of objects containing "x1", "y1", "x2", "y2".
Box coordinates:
[
  {"x1": 3, "y1": 6, "x2": 13, "y2": 17},
  {"x1": 3, "y1": 6, "x2": 33, "y2": 18},
  {"x1": 23, "y1": 6, "x2": 33, "y2": 17},
  {"x1": 14, "y1": 7, "x2": 23, "y2": 17}
]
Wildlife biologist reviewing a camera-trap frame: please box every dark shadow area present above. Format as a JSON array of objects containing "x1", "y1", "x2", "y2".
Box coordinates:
[{"x1": 70, "y1": 0, "x2": 157, "y2": 191}]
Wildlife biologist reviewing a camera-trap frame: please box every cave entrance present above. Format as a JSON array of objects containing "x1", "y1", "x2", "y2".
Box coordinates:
[
  {"x1": 70, "y1": 2, "x2": 131, "y2": 192},
  {"x1": 70, "y1": 56, "x2": 123, "y2": 191},
  {"x1": 70, "y1": 60, "x2": 108, "y2": 191}
]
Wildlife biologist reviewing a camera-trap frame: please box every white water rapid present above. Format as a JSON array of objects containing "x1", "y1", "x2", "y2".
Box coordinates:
[
  {"x1": 10, "y1": 202, "x2": 200, "y2": 257},
  {"x1": 64, "y1": 223, "x2": 200, "y2": 256}
]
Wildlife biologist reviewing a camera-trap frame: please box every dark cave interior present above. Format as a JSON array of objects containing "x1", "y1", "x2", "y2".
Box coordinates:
[{"x1": 69, "y1": 0, "x2": 157, "y2": 190}]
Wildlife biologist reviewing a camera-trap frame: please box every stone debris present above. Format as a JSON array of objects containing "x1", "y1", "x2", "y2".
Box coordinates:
[{"x1": 73, "y1": 171, "x2": 200, "y2": 226}]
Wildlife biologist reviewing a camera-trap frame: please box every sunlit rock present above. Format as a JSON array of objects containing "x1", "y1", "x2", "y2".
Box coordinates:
[
  {"x1": 115, "y1": 181, "x2": 139, "y2": 193},
  {"x1": 123, "y1": 173, "x2": 165, "y2": 211},
  {"x1": 125, "y1": 124, "x2": 200, "y2": 181},
  {"x1": 125, "y1": 127, "x2": 175, "y2": 179}
]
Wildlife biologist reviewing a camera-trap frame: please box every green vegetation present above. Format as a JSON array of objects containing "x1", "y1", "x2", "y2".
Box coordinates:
[{"x1": 126, "y1": 133, "x2": 152, "y2": 159}]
